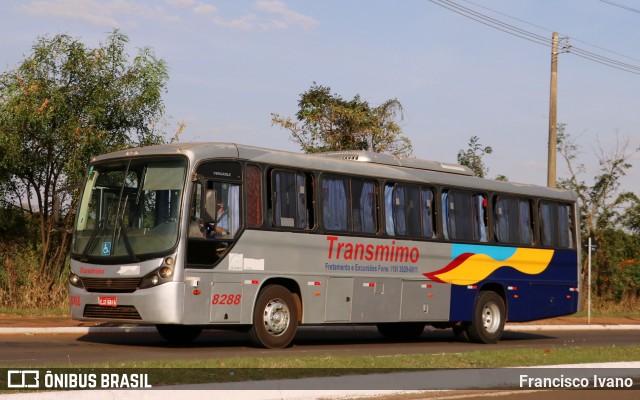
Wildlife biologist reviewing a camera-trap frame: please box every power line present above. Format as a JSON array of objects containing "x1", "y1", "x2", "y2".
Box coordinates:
[
  {"x1": 569, "y1": 36, "x2": 640, "y2": 65},
  {"x1": 458, "y1": 0, "x2": 555, "y2": 34},
  {"x1": 428, "y1": 0, "x2": 551, "y2": 48},
  {"x1": 599, "y1": 0, "x2": 640, "y2": 15},
  {"x1": 567, "y1": 45, "x2": 640, "y2": 75},
  {"x1": 459, "y1": 0, "x2": 640, "y2": 64},
  {"x1": 429, "y1": 0, "x2": 640, "y2": 76}
]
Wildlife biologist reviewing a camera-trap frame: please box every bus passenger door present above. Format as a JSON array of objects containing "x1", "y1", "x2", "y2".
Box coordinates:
[{"x1": 325, "y1": 277, "x2": 353, "y2": 322}]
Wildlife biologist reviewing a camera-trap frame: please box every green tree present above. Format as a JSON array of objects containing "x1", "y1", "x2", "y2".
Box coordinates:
[
  {"x1": 0, "y1": 30, "x2": 169, "y2": 287},
  {"x1": 594, "y1": 228, "x2": 640, "y2": 303},
  {"x1": 556, "y1": 123, "x2": 640, "y2": 303},
  {"x1": 556, "y1": 123, "x2": 638, "y2": 239},
  {"x1": 272, "y1": 83, "x2": 413, "y2": 156},
  {"x1": 457, "y1": 135, "x2": 493, "y2": 178},
  {"x1": 620, "y1": 193, "x2": 640, "y2": 234}
]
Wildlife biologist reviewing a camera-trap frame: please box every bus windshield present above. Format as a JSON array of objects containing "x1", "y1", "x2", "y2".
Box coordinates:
[{"x1": 72, "y1": 157, "x2": 187, "y2": 262}]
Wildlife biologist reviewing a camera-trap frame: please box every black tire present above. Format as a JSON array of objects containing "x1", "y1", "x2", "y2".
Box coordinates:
[
  {"x1": 156, "y1": 324, "x2": 202, "y2": 343},
  {"x1": 248, "y1": 285, "x2": 298, "y2": 349},
  {"x1": 376, "y1": 322, "x2": 426, "y2": 341},
  {"x1": 466, "y1": 291, "x2": 506, "y2": 344}
]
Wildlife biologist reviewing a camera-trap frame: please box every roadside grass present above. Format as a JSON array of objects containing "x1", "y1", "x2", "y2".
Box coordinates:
[
  {"x1": 37, "y1": 344, "x2": 640, "y2": 387},
  {"x1": 82, "y1": 344, "x2": 640, "y2": 369},
  {"x1": 0, "y1": 307, "x2": 69, "y2": 317},
  {"x1": 572, "y1": 310, "x2": 640, "y2": 319}
]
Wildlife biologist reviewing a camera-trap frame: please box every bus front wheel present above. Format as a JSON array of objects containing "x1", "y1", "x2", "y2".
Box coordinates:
[
  {"x1": 248, "y1": 285, "x2": 298, "y2": 349},
  {"x1": 466, "y1": 291, "x2": 505, "y2": 344}
]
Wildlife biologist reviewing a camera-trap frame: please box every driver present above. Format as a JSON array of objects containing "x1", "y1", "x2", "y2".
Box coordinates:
[{"x1": 212, "y1": 201, "x2": 229, "y2": 237}]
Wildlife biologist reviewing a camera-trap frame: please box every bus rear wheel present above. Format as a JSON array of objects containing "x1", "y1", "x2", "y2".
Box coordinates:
[
  {"x1": 376, "y1": 322, "x2": 426, "y2": 341},
  {"x1": 156, "y1": 324, "x2": 202, "y2": 343},
  {"x1": 248, "y1": 285, "x2": 298, "y2": 349},
  {"x1": 466, "y1": 291, "x2": 505, "y2": 344}
]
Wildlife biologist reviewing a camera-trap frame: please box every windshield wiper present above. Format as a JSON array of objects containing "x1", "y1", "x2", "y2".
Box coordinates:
[
  {"x1": 117, "y1": 219, "x2": 139, "y2": 262},
  {"x1": 81, "y1": 217, "x2": 107, "y2": 261}
]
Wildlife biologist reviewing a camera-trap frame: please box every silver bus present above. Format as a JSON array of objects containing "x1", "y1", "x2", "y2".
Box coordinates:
[{"x1": 70, "y1": 142, "x2": 579, "y2": 348}]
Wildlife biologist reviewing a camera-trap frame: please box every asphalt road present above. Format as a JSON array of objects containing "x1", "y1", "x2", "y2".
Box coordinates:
[
  {"x1": 0, "y1": 326, "x2": 639, "y2": 367},
  {"x1": 1, "y1": 327, "x2": 639, "y2": 400}
]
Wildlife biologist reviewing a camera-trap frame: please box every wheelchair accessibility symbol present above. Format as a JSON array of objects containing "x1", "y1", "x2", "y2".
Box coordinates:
[{"x1": 101, "y1": 242, "x2": 112, "y2": 256}]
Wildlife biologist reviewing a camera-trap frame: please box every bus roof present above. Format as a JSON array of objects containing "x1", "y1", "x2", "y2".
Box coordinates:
[{"x1": 91, "y1": 142, "x2": 577, "y2": 202}]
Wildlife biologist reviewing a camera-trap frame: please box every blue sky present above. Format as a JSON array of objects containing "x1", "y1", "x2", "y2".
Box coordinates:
[{"x1": 1, "y1": 0, "x2": 639, "y2": 194}]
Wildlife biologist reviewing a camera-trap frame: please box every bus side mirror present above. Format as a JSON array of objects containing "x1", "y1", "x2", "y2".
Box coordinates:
[{"x1": 203, "y1": 189, "x2": 217, "y2": 223}]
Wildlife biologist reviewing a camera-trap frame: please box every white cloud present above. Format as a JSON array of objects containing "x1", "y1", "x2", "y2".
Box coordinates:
[
  {"x1": 20, "y1": 0, "x2": 181, "y2": 27},
  {"x1": 193, "y1": 3, "x2": 217, "y2": 16},
  {"x1": 212, "y1": 0, "x2": 318, "y2": 32},
  {"x1": 255, "y1": 0, "x2": 318, "y2": 31},
  {"x1": 166, "y1": 0, "x2": 216, "y2": 16},
  {"x1": 20, "y1": 0, "x2": 317, "y2": 32},
  {"x1": 165, "y1": 0, "x2": 195, "y2": 8},
  {"x1": 213, "y1": 14, "x2": 257, "y2": 31}
]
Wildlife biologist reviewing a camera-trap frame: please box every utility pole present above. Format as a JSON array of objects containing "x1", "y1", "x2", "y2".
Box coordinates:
[{"x1": 547, "y1": 32, "x2": 558, "y2": 188}]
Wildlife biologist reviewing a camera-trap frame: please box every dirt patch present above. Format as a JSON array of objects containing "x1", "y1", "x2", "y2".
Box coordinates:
[
  {"x1": 512, "y1": 315, "x2": 640, "y2": 325},
  {"x1": 0, "y1": 315, "x2": 138, "y2": 327}
]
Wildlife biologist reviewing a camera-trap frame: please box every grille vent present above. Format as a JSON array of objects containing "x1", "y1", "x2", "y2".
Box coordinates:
[
  {"x1": 83, "y1": 305, "x2": 142, "y2": 320},
  {"x1": 81, "y1": 277, "x2": 142, "y2": 293}
]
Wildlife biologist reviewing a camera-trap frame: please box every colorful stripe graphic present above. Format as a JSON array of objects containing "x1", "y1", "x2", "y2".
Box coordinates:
[{"x1": 424, "y1": 245, "x2": 555, "y2": 285}]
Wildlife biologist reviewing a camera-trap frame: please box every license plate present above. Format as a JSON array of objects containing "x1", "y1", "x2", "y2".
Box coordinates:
[{"x1": 98, "y1": 296, "x2": 118, "y2": 307}]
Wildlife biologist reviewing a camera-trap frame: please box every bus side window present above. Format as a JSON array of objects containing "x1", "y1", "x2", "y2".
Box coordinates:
[
  {"x1": 558, "y1": 204, "x2": 574, "y2": 248},
  {"x1": 444, "y1": 190, "x2": 472, "y2": 240},
  {"x1": 392, "y1": 184, "x2": 421, "y2": 237},
  {"x1": 272, "y1": 169, "x2": 313, "y2": 230},
  {"x1": 198, "y1": 182, "x2": 241, "y2": 239},
  {"x1": 421, "y1": 187, "x2": 436, "y2": 239},
  {"x1": 385, "y1": 183, "x2": 434, "y2": 239},
  {"x1": 540, "y1": 201, "x2": 574, "y2": 248},
  {"x1": 443, "y1": 189, "x2": 487, "y2": 242},
  {"x1": 188, "y1": 181, "x2": 204, "y2": 238},
  {"x1": 321, "y1": 176, "x2": 376, "y2": 234},
  {"x1": 494, "y1": 196, "x2": 533, "y2": 245},
  {"x1": 352, "y1": 179, "x2": 377, "y2": 234},
  {"x1": 322, "y1": 176, "x2": 349, "y2": 231},
  {"x1": 385, "y1": 184, "x2": 395, "y2": 236},
  {"x1": 519, "y1": 199, "x2": 534, "y2": 245},
  {"x1": 393, "y1": 185, "x2": 407, "y2": 235},
  {"x1": 473, "y1": 193, "x2": 488, "y2": 242}
]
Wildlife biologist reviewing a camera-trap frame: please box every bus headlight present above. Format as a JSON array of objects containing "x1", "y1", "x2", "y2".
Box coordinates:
[
  {"x1": 69, "y1": 272, "x2": 84, "y2": 288},
  {"x1": 139, "y1": 267, "x2": 174, "y2": 289},
  {"x1": 159, "y1": 267, "x2": 173, "y2": 279}
]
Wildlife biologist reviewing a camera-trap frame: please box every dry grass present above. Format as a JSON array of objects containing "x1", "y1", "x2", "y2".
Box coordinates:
[
  {"x1": 587, "y1": 295, "x2": 640, "y2": 315},
  {"x1": 0, "y1": 243, "x2": 68, "y2": 310}
]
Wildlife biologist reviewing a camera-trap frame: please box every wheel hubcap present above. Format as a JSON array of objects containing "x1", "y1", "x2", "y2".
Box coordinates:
[
  {"x1": 482, "y1": 302, "x2": 501, "y2": 333},
  {"x1": 263, "y1": 298, "x2": 290, "y2": 336}
]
